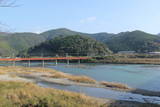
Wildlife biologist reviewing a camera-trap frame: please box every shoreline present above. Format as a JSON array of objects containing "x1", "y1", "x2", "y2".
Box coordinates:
[
  {"x1": 18, "y1": 73, "x2": 160, "y2": 97},
  {"x1": 0, "y1": 66, "x2": 159, "y2": 97},
  {"x1": 0, "y1": 81, "x2": 158, "y2": 107},
  {"x1": 0, "y1": 66, "x2": 159, "y2": 106},
  {"x1": 86, "y1": 58, "x2": 160, "y2": 65}
]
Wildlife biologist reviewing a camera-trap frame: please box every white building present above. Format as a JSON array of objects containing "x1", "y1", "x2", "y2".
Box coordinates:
[{"x1": 148, "y1": 52, "x2": 160, "y2": 55}]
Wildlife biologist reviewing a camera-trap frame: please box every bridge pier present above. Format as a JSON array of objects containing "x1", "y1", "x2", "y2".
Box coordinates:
[
  {"x1": 67, "y1": 59, "x2": 69, "y2": 65},
  {"x1": 55, "y1": 59, "x2": 58, "y2": 65},
  {"x1": 13, "y1": 61, "x2": 16, "y2": 66},
  {"x1": 42, "y1": 60, "x2": 45, "y2": 67},
  {"x1": 78, "y1": 59, "x2": 81, "y2": 64},
  {"x1": 28, "y1": 60, "x2": 31, "y2": 67}
]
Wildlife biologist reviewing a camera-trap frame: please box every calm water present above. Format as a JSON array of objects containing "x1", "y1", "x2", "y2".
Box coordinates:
[
  {"x1": 3, "y1": 62, "x2": 160, "y2": 104},
  {"x1": 47, "y1": 63, "x2": 160, "y2": 91},
  {"x1": 12, "y1": 62, "x2": 160, "y2": 91},
  {"x1": 37, "y1": 81, "x2": 160, "y2": 104}
]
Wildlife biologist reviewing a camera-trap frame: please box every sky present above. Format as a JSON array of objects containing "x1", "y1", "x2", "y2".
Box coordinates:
[{"x1": 0, "y1": 0, "x2": 160, "y2": 34}]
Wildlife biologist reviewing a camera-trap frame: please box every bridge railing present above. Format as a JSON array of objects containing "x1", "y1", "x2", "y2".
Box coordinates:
[{"x1": 17, "y1": 53, "x2": 94, "y2": 58}]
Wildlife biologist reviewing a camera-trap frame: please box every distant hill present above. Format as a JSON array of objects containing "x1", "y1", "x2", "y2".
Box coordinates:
[
  {"x1": 157, "y1": 33, "x2": 160, "y2": 36},
  {"x1": 0, "y1": 28, "x2": 160, "y2": 56},
  {"x1": 39, "y1": 28, "x2": 88, "y2": 40},
  {"x1": 28, "y1": 35, "x2": 111, "y2": 56},
  {"x1": 0, "y1": 33, "x2": 45, "y2": 56},
  {"x1": 89, "y1": 33, "x2": 115, "y2": 43},
  {"x1": 105, "y1": 31, "x2": 160, "y2": 53}
]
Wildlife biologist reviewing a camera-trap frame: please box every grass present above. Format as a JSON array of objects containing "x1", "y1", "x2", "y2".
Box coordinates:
[
  {"x1": 0, "y1": 66, "x2": 57, "y2": 73},
  {"x1": 0, "y1": 67, "x2": 159, "y2": 106},
  {"x1": 0, "y1": 66, "x2": 130, "y2": 89},
  {"x1": 0, "y1": 71, "x2": 6, "y2": 75},
  {"x1": 0, "y1": 81, "x2": 158, "y2": 107},
  {"x1": 0, "y1": 66, "x2": 96, "y2": 83},
  {"x1": 0, "y1": 66, "x2": 96, "y2": 84},
  {"x1": 50, "y1": 72, "x2": 96, "y2": 84},
  {"x1": 113, "y1": 58, "x2": 160, "y2": 64},
  {"x1": 90, "y1": 55, "x2": 160, "y2": 64},
  {"x1": 100, "y1": 81, "x2": 130, "y2": 90},
  {"x1": 0, "y1": 81, "x2": 104, "y2": 107}
]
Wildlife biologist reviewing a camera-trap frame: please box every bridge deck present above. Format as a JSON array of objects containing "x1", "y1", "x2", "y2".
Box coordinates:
[{"x1": 0, "y1": 57, "x2": 91, "y2": 61}]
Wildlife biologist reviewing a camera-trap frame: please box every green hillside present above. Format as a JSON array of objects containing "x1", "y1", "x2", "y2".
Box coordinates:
[
  {"x1": 40, "y1": 28, "x2": 88, "y2": 40},
  {"x1": 28, "y1": 35, "x2": 111, "y2": 56},
  {"x1": 0, "y1": 33, "x2": 45, "y2": 56},
  {"x1": 90, "y1": 33, "x2": 115, "y2": 43},
  {"x1": 0, "y1": 28, "x2": 160, "y2": 56},
  {"x1": 6, "y1": 33, "x2": 45, "y2": 52},
  {"x1": 105, "y1": 31, "x2": 160, "y2": 53}
]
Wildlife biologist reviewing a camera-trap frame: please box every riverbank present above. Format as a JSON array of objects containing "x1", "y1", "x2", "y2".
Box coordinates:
[
  {"x1": 85, "y1": 55, "x2": 160, "y2": 64},
  {"x1": 0, "y1": 66, "x2": 160, "y2": 96},
  {"x1": 0, "y1": 66, "x2": 128, "y2": 90},
  {"x1": 0, "y1": 66, "x2": 159, "y2": 106},
  {"x1": 0, "y1": 81, "x2": 159, "y2": 107}
]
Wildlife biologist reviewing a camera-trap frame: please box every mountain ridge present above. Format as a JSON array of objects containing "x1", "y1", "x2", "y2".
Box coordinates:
[{"x1": 0, "y1": 28, "x2": 160, "y2": 56}]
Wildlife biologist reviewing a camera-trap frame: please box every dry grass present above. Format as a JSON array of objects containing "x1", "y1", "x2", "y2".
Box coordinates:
[
  {"x1": 0, "y1": 66, "x2": 96, "y2": 84},
  {"x1": 51, "y1": 72, "x2": 96, "y2": 84},
  {"x1": 106, "y1": 58, "x2": 160, "y2": 64},
  {"x1": 0, "y1": 66, "x2": 129, "y2": 90},
  {"x1": 9, "y1": 74, "x2": 17, "y2": 78},
  {"x1": 100, "y1": 81, "x2": 130, "y2": 90},
  {"x1": 0, "y1": 66, "x2": 57, "y2": 74},
  {"x1": 69, "y1": 75, "x2": 96, "y2": 83},
  {"x1": 0, "y1": 81, "x2": 158, "y2": 107},
  {"x1": 0, "y1": 81, "x2": 103, "y2": 107},
  {"x1": 0, "y1": 71, "x2": 6, "y2": 75}
]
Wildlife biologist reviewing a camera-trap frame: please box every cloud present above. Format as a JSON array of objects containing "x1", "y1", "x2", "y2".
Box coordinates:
[{"x1": 80, "y1": 16, "x2": 97, "y2": 24}]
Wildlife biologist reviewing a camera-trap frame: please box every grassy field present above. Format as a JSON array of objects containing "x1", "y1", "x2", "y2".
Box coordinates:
[
  {"x1": 0, "y1": 66, "x2": 96, "y2": 84},
  {"x1": 0, "y1": 81, "x2": 159, "y2": 107},
  {"x1": 0, "y1": 81, "x2": 104, "y2": 107}
]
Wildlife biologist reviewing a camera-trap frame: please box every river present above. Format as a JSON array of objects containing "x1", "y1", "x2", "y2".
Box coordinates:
[
  {"x1": 2, "y1": 62, "x2": 160, "y2": 104},
  {"x1": 47, "y1": 63, "x2": 160, "y2": 91}
]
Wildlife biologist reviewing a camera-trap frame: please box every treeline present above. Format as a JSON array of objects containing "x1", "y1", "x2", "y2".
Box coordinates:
[{"x1": 27, "y1": 35, "x2": 112, "y2": 57}]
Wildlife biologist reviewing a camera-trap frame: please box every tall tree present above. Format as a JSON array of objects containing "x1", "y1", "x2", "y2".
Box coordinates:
[{"x1": 0, "y1": 0, "x2": 17, "y2": 7}]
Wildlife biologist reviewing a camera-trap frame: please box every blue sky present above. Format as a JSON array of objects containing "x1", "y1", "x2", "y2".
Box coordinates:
[{"x1": 0, "y1": 0, "x2": 160, "y2": 34}]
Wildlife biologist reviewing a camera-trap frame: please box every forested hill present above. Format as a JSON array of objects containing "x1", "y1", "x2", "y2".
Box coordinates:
[
  {"x1": 105, "y1": 31, "x2": 160, "y2": 53},
  {"x1": 28, "y1": 35, "x2": 112, "y2": 56},
  {"x1": 40, "y1": 29, "x2": 160, "y2": 53},
  {"x1": 0, "y1": 32, "x2": 45, "y2": 56},
  {"x1": 0, "y1": 28, "x2": 160, "y2": 56}
]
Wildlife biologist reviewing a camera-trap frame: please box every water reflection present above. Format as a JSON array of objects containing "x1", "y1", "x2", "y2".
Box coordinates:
[
  {"x1": 38, "y1": 81, "x2": 160, "y2": 104},
  {"x1": 2, "y1": 62, "x2": 160, "y2": 91}
]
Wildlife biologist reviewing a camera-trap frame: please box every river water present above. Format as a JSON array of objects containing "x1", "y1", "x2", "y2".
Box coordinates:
[
  {"x1": 47, "y1": 63, "x2": 160, "y2": 91},
  {"x1": 2, "y1": 62, "x2": 160, "y2": 104}
]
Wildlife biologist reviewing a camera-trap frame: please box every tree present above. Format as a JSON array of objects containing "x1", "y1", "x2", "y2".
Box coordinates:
[
  {"x1": 0, "y1": 0, "x2": 17, "y2": 7},
  {"x1": 0, "y1": 0, "x2": 18, "y2": 32}
]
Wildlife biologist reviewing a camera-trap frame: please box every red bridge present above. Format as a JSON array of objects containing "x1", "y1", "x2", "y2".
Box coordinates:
[
  {"x1": 0, "y1": 57, "x2": 91, "y2": 67},
  {"x1": 0, "y1": 57, "x2": 91, "y2": 61}
]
